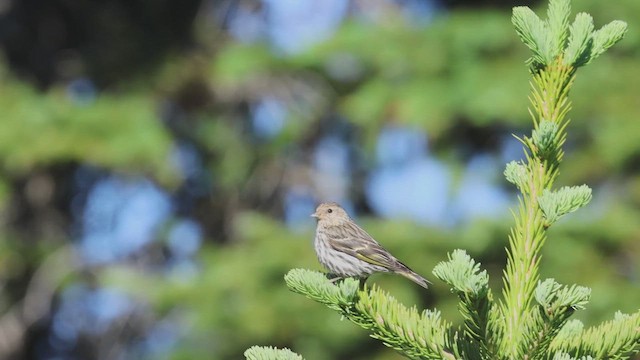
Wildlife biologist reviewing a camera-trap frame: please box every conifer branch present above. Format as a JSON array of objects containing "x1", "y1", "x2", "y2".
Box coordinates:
[
  {"x1": 251, "y1": 2, "x2": 632, "y2": 359},
  {"x1": 550, "y1": 310, "x2": 640, "y2": 359},
  {"x1": 552, "y1": 353, "x2": 594, "y2": 360},
  {"x1": 357, "y1": 286, "x2": 454, "y2": 359},
  {"x1": 538, "y1": 185, "x2": 592, "y2": 226},
  {"x1": 433, "y1": 250, "x2": 500, "y2": 358},
  {"x1": 526, "y1": 279, "x2": 591, "y2": 358},
  {"x1": 285, "y1": 269, "x2": 454, "y2": 360},
  {"x1": 284, "y1": 268, "x2": 360, "y2": 314},
  {"x1": 500, "y1": 0, "x2": 625, "y2": 356},
  {"x1": 244, "y1": 346, "x2": 304, "y2": 360}
]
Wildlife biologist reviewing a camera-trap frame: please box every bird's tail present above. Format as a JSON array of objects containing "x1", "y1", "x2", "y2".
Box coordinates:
[{"x1": 397, "y1": 268, "x2": 430, "y2": 289}]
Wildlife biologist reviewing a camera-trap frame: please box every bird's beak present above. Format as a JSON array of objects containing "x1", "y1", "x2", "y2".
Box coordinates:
[{"x1": 311, "y1": 212, "x2": 318, "y2": 218}]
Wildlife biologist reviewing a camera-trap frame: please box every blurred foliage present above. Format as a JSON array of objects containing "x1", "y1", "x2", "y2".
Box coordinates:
[
  {"x1": 0, "y1": 0, "x2": 638, "y2": 359},
  {"x1": 0, "y1": 72, "x2": 175, "y2": 182}
]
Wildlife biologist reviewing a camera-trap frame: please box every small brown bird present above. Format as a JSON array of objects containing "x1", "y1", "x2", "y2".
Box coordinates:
[{"x1": 312, "y1": 202, "x2": 430, "y2": 289}]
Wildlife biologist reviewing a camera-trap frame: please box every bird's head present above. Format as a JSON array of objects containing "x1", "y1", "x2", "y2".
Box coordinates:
[{"x1": 311, "y1": 202, "x2": 350, "y2": 226}]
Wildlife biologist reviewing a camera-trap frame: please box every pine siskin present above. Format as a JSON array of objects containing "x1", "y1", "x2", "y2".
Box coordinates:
[{"x1": 311, "y1": 202, "x2": 430, "y2": 289}]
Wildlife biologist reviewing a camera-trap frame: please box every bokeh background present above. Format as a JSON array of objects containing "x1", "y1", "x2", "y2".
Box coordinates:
[{"x1": 0, "y1": 0, "x2": 638, "y2": 359}]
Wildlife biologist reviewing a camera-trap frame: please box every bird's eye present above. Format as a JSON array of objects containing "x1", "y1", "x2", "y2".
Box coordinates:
[{"x1": 327, "y1": 209, "x2": 333, "y2": 213}]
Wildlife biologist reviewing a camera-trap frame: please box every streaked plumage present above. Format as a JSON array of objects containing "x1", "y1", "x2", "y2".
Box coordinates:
[{"x1": 312, "y1": 202, "x2": 430, "y2": 289}]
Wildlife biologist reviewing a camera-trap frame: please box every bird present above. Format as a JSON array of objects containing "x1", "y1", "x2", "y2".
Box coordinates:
[{"x1": 311, "y1": 202, "x2": 430, "y2": 289}]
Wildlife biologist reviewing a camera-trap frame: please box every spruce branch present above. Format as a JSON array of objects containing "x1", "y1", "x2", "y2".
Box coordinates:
[
  {"x1": 513, "y1": 0, "x2": 627, "y2": 72},
  {"x1": 550, "y1": 310, "x2": 640, "y2": 359},
  {"x1": 433, "y1": 250, "x2": 499, "y2": 359},
  {"x1": 563, "y1": 13, "x2": 594, "y2": 67},
  {"x1": 357, "y1": 286, "x2": 454, "y2": 359},
  {"x1": 501, "y1": 0, "x2": 611, "y2": 356},
  {"x1": 555, "y1": 319, "x2": 584, "y2": 341},
  {"x1": 526, "y1": 279, "x2": 591, "y2": 358},
  {"x1": 534, "y1": 279, "x2": 590, "y2": 313},
  {"x1": 244, "y1": 346, "x2": 304, "y2": 360},
  {"x1": 528, "y1": 63, "x2": 573, "y2": 131},
  {"x1": 285, "y1": 269, "x2": 453, "y2": 360},
  {"x1": 254, "y1": 2, "x2": 632, "y2": 360},
  {"x1": 538, "y1": 185, "x2": 592, "y2": 226},
  {"x1": 552, "y1": 353, "x2": 594, "y2": 360},
  {"x1": 433, "y1": 250, "x2": 489, "y2": 294},
  {"x1": 531, "y1": 120, "x2": 560, "y2": 160},
  {"x1": 502, "y1": 1, "x2": 628, "y2": 356},
  {"x1": 589, "y1": 21, "x2": 627, "y2": 63},
  {"x1": 284, "y1": 268, "x2": 360, "y2": 313},
  {"x1": 512, "y1": 6, "x2": 551, "y2": 72},
  {"x1": 546, "y1": 0, "x2": 570, "y2": 60},
  {"x1": 505, "y1": 160, "x2": 529, "y2": 191},
  {"x1": 564, "y1": 15, "x2": 627, "y2": 68}
]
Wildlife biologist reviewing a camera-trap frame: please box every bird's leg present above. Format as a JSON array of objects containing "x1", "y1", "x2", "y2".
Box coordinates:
[
  {"x1": 358, "y1": 277, "x2": 368, "y2": 290},
  {"x1": 327, "y1": 274, "x2": 343, "y2": 284}
]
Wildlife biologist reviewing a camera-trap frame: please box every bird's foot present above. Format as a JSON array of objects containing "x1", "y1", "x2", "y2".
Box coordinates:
[{"x1": 326, "y1": 274, "x2": 368, "y2": 290}]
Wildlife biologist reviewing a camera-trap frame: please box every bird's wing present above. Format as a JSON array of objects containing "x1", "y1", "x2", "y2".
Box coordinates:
[{"x1": 324, "y1": 224, "x2": 399, "y2": 269}]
